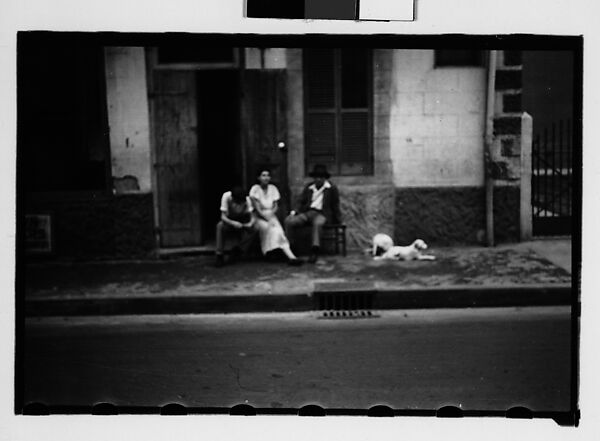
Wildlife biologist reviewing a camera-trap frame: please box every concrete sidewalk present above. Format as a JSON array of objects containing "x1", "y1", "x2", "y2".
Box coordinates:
[{"x1": 22, "y1": 239, "x2": 573, "y2": 316}]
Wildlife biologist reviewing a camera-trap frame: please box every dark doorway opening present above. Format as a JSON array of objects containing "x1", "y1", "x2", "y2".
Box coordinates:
[
  {"x1": 196, "y1": 70, "x2": 242, "y2": 244},
  {"x1": 18, "y1": 40, "x2": 110, "y2": 193}
]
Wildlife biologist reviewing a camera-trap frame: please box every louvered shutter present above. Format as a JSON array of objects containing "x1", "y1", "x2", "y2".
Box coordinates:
[
  {"x1": 340, "y1": 112, "x2": 370, "y2": 174},
  {"x1": 305, "y1": 49, "x2": 337, "y2": 172},
  {"x1": 304, "y1": 48, "x2": 372, "y2": 176},
  {"x1": 306, "y1": 49, "x2": 335, "y2": 108},
  {"x1": 340, "y1": 48, "x2": 372, "y2": 175},
  {"x1": 307, "y1": 114, "x2": 336, "y2": 162}
]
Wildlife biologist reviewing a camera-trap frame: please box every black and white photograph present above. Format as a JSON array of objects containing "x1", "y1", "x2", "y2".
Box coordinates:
[
  {"x1": 15, "y1": 32, "x2": 580, "y2": 422},
  {"x1": 3, "y1": 0, "x2": 598, "y2": 439}
]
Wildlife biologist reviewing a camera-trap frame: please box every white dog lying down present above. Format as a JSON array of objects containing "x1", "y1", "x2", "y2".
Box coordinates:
[
  {"x1": 371, "y1": 233, "x2": 394, "y2": 256},
  {"x1": 371, "y1": 234, "x2": 436, "y2": 261}
]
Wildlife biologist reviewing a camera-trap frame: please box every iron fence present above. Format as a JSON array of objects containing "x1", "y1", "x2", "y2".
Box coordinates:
[{"x1": 532, "y1": 119, "x2": 573, "y2": 235}]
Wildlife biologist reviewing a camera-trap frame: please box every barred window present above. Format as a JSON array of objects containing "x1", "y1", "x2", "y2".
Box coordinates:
[{"x1": 304, "y1": 48, "x2": 373, "y2": 176}]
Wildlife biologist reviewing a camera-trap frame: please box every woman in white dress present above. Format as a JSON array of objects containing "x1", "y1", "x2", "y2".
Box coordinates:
[{"x1": 249, "y1": 169, "x2": 302, "y2": 266}]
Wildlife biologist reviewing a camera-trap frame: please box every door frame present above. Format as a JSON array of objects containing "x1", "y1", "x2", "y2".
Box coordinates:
[{"x1": 145, "y1": 47, "x2": 244, "y2": 250}]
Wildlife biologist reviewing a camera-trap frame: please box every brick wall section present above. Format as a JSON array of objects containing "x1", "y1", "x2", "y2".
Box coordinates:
[
  {"x1": 25, "y1": 193, "x2": 155, "y2": 259},
  {"x1": 503, "y1": 93, "x2": 522, "y2": 112},
  {"x1": 492, "y1": 51, "x2": 524, "y2": 179},
  {"x1": 501, "y1": 138, "x2": 520, "y2": 157},
  {"x1": 491, "y1": 51, "x2": 531, "y2": 241},
  {"x1": 494, "y1": 116, "x2": 522, "y2": 136},
  {"x1": 495, "y1": 69, "x2": 522, "y2": 90}
]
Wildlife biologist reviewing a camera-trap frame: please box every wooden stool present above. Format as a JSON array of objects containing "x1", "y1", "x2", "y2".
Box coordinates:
[{"x1": 322, "y1": 224, "x2": 347, "y2": 256}]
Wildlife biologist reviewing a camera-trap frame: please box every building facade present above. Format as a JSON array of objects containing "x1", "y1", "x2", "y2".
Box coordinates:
[{"x1": 22, "y1": 41, "x2": 543, "y2": 259}]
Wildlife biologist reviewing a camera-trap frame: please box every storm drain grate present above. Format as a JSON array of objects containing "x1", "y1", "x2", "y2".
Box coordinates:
[
  {"x1": 313, "y1": 291, "x2": 375, "y2": 312},
  {"x1": 318, "y1": 310, "x2": 380, "y2": 320}
]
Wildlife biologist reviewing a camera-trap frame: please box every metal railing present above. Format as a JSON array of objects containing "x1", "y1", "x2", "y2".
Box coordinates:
[{"x1": 531, "y1": 119, "x2": 573, "y2": 235}]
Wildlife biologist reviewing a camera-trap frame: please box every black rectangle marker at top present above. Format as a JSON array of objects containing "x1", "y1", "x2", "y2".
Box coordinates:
[{"x1": 247, "y1": 0, "x2": 358, "y2": 20}]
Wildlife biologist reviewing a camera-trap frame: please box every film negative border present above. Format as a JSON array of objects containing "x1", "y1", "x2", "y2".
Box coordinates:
[
  {"x1": 14, "y1": 31, "x2": 582, "y2": 427},
  {"x1": 246, "y1": 0, "x2": 415, "y2": 21},
  {"x1": 20, "y1": 402, "x2": 579, "y2": 425}
]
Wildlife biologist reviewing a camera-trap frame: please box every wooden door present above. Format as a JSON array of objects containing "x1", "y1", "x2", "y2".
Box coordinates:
[
  {"x1": 241, "y1": 70, "x2": 289, "y2": 215},
  {"x1": 150, "y1": 70, "x2": 202, "y2": 247}
]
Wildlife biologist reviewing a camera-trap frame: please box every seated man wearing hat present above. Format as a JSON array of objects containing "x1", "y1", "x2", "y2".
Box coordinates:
[{"x1": 284, "y1": 164, "x2": 342, "y2": 263}]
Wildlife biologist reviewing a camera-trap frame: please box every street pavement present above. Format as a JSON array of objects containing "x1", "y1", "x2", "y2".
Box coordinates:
[
  {"x1": 22, "y1": 306, "x2": 572, "y2": 411},
  {"x1": 22, "y1": 239, "x2": 574, "y2": 315}
]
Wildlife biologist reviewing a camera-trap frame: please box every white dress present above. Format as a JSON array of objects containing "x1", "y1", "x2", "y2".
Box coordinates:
[{"x1": 249, "y1": 184, "x2": 291, "y2": 254}]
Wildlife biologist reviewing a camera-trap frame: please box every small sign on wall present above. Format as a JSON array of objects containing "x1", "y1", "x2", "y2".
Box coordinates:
[{"x1": 25, "y1": 214, "x2": 53, "y2": 253}]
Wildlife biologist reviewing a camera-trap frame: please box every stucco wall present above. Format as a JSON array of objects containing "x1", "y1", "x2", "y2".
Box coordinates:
[
  {"x1": 104, "y1": 47, "x2": 152, "y2": 193},
  {"x1": 389, "y1": 50, "x2": 487, "y2": 188}
]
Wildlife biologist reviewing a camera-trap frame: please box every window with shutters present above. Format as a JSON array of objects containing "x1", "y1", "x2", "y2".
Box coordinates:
[{"x1": 304, "y1": 48, "x2": 373, "y2": 176}]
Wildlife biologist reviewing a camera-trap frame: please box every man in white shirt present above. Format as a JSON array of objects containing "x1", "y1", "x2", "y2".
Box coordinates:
[
  {"x1": 215, "y1": 185, "x2": 257, "y2": 267},
  {"x1": 284, "y1": 164, "x2": 342, "y2": 263}
]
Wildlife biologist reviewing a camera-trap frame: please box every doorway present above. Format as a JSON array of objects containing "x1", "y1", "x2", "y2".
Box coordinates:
[
  {"x1": 197, "y1": 70, "x2": 242, "y2": 243},
  {"x1": 149, "y1": 54, "x2": 288, "y2": 249}
]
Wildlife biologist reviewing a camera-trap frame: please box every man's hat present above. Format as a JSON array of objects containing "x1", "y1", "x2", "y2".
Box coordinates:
[{"x1": 308, "y1": 164, "x2": 331, "y2": 179}]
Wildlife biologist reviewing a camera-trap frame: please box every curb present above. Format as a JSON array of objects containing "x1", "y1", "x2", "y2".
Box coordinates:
[{"x1": 24, "y1": 284, "x2": 573, "y2": 317}]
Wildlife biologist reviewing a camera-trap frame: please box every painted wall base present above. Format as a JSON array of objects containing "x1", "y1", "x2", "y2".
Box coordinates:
[
  {"x1": 393, "y1": 186, "x2": 520, "y2": 246},
  {"x1": 25, "y1": 193, "x2": 155, "y2": 259},
  {"x1": 23, "y1": 185, "x2": 522, "y2": 259}
]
